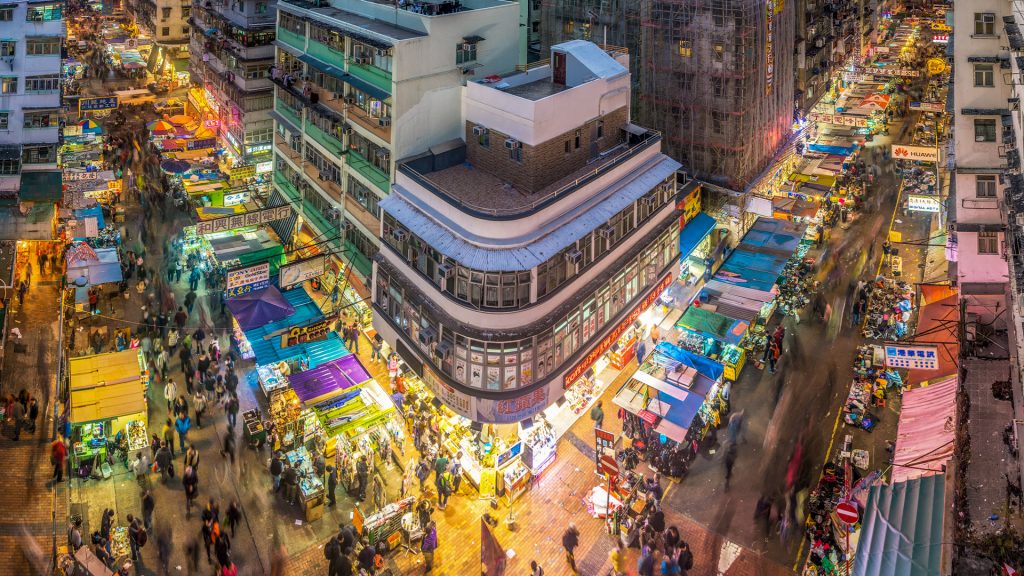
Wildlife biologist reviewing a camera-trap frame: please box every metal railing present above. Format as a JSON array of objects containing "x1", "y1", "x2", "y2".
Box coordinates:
[
  {"x1": 514, "y1": 44, "x2": 628, "y2": 72},
  {"x1": 398, "y1": 130, "x2": 661, "y2": 218}
]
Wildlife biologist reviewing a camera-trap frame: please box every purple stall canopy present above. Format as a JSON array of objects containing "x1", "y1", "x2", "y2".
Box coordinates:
[
  {"x1": 226, "y1": 285, "x2": 295, "y2": 331},
  {"x1": 290, "y1": 354, "x2": 372, "y2": 405}
]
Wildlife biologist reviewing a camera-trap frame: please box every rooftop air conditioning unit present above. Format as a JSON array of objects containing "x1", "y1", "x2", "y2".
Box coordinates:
[
  {"x1": 504, "y1": 138, "x2": 520, "y2": 149},
  {"x1": 565, "y1": 248, "x2": 583, "y2": 264},
  {"x1": 392, "y1": 228, "x2": 407, "y2": 241},
  {"x1": 472, "y1": 125, "x2": 488, "y2": 136}
]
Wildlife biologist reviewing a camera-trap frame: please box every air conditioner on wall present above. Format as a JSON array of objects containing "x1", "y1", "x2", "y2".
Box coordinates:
[
  {"x1": 504, "y1": 138, "x2": 520, "y2": 149},
  {"x1": 392, "y1": 228, "x2": 407, "y2": 241},
  {"x1": 438, "y1": 262, "x2": 455, "y2": 279},
  {"x1": 565, "y1": 248, "x2": 583, "y2": 264},
  {"x1": 472, "y1": 125, "x2": 487, "y2": 136},
  {"x1": 599, "y1": 226, "x2": 615, "y2": 239}
]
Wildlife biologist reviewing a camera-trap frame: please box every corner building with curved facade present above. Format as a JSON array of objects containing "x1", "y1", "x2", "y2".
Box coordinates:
[{"x1": 372, "y1": 40, "x2": 685, "y2": 424}]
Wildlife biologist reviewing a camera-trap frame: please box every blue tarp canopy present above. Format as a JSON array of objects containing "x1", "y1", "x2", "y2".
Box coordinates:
[
  {"x1": 652, "y1": 341, "x2": 725, "y2": 383},
  {"x1": 713, "y1": 217, "x2": 806, "y2": 292},
  {"x1": 679, "y1": 212, "x2": 716, "y2": 260},
  {"x1": 807, "y1": 143, "x2": 857, "y2": 155},
  {"x1": 853, "y1": 474, "x2": 946, "y2": 576},
  {"x1": 243, "y1": 287, "x2": 347, "y2": 367},
  {"x1": 227, "y1": 285, "x2": 295, "y2": 331},
  {"x1": 72, "y1": 206, "x2": 105, "y2": 239}
]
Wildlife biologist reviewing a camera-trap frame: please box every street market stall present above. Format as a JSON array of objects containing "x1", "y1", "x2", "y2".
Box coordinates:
[{"x1": 67, "y1": 349, "x2": 149, "y2": 475}]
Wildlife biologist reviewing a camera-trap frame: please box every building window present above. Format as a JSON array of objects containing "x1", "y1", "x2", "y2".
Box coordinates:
[
  {"x1": 712, "y1": 110, "x2": 725, "y2": 134},
  {"x1": 26, "y1": 37, "x2": 60, "y2": 56},
  {"x1": 713, "y1": 43, "x2": 724, "y2": 61},
  {"x1": 574, "y1": 129, "x2": 580, "y2": 149},
  {"x1": 161, "y1": 6, "x2": 171, "y2": 18},
  {"x1": 181, "y1": 6, "x2": 190, "y2": 17},
  {"x1": 596, "y1": 120, "x2": 604, "y2": 139},
  {"x1": 24, "y1": 74, "x2": 58, "y2": 92},
  {"x1": 978, "y1": 231, "x2": 999, "y2": 254},
  {"x1": 977, "y1": 175, "x2": 997, "y2": 198},
  {"x1": 23, "y1": 110, "x2": 56, "y2": 128},
  {"x1": 0, "y1": 158, "x2": 17, "y2": 174},
  {"x1": 26, "y1": 3, "x2": 61, "y2": 21},
  {"x1": 564, "y1": 140, "x2": 570, "y2": 154},
  {"x1": 974, "y1": 63, "x2": 994, "y2": 87},
  {"x1": 509, "y1": 146, "x2": 523, "y2": 163},
  {"x1": 677, "y1": 40, "x2": 692, "y2": 57},
  {"x1": 22, "y1": 144, "x2": 55, "y2": 163},
  {"x1": 563, "y1": 19, "x2": 574, "y2": 35},
  {"x1": 256, "y1": 1, "x2": 267, "y2": 13},
  {"x1": 279, "y1": 11, "x2": 305, "y2": 35},
  {"x1": 975, "y1": 118, "x2": 997, "y2": 142},
  {"x1": 456, "y1": 42, "x2": 477, "y2": 65},
  {"x1": 477, "y1": 128, "x2": 489, "y2": 148},
  {"x1": 0, "y1": 41, "x2": 14, "y2": 57},
  {"x1": 0, "y1": 77, "x2": 15, "y2": 94},
  {"x1": 161, "y1": 27, "x2": 170, "y2": 36},
  {"x1": 532, "y1": 21, "x2": 540, "y2": 33},
  {"x1": 0, "y1": 8, "x2": 12, "y2": 21},
  {"x1": 0, "y1": 112, "x2": 8, "y2": 130},
  {"x1": 974, "y1": 12, "x2": 996, "y2": 36},
  {"x1": 182, "y1": 26, "x2": 190, "y2": 35}
]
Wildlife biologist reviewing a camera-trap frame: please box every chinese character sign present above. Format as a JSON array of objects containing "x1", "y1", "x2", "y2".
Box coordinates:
[{"x1": 884, "y1": 344, "x2": 939, "y2": 370}]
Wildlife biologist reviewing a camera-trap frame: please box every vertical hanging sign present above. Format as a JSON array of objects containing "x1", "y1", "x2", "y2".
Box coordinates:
[{"x1": 766, "y1": 0, "x2": 775, "y2": 94}]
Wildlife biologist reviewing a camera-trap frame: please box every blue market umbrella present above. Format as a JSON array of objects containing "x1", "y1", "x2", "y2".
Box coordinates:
[{"x1": 160, "y1": 159, "x2": 191, "y2": 174}]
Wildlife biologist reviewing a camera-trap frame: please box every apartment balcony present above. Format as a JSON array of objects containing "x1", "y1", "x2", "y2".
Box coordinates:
[
  {"x1": 301, "y1": 160, "x2": 344, "y2": 204},
  {"x1": 347, "y1": 61, "x2": 391, "y2": 94},
  {"x1": 276, "y1": 26, "x2": 305, "y2": 52},
  {"x1": 272, "y1": 169, "x2": 301, "y2": 203},
  {"x1": 304, "y1": 121, "x2": 345, "y2": 157},
  {"x1": 274, "y1": 98, "x2": 303, "y2": 132},
  {"x1": 22, "y1": 126, "x2": 59, "y2": 144},
  {"x1": 346, "y1": 104, "x2": 391, "y2": 145},
  {"x1": 344, "y1": 195, "x2": 379, "y2": 236},
  {"x1": 346, "y1": 150, "x2": 389, "y2": 194}
]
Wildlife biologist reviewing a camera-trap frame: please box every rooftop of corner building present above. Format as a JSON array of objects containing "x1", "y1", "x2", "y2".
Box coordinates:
[
  {"x1": 401, "y1": 126, "x2": 660, "y2": 216},
  {"x1": 280, "y1": 0, "x2": 511, "y2": 33},
  {"x1": 475, "y1": 40, "x2": 629, "y2": 101}
]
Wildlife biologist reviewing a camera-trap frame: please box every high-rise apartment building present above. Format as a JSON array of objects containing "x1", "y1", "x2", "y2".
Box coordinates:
[
  {"x1": 0, "y1": 0, "x2": 65, "y2": 229},
  {"x1": 951, "y1": 1, "x2": 1011, "y2": 324},
  {"x1": 268, "y1": 0, "x2": 518, "y2": 299},
  {"x1": 129, "y1": 0, "x2": 192, "y2": 65},
  {"x1": 371, "y1": 41, "x2": 686, "y2": 422},
  {"x1": 189, "y1": 0, "x2": 277, "y2": 167},
  {"x1": 540, "y1": 0, "x2": 794, "y2": 190}
]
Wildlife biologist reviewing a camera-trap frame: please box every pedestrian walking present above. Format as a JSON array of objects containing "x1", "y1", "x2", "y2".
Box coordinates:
[
  {"x1": 590, "y1": 400, "x2": 604, "y2": 429},
  {"x1": 127, "y1": 514, "x2": 144, "y2": 563},
  {"x1": 767, "y1": 339, "x2": 781, "y2": 374},
  {"x1": 270, "y1": 452, "x2": 284, "y2": 493},
  {"x1": 161, "y1": 418, "x2": 176, "y2": 458},
  {"x1": 724, "y1": 442, "x2": 737, "y2": 491},
  {"x1": 225, "y1": 500, "x2": 242, "y2": 538},
  {"x1": 185, "y1": 444, "x2": 199, "y2": 471},
  {"x1": 51, "y1": 438, "x2": 67, "y2": 482},
  {"x1": 193, "y1": 390, "x2": 207, "y2": 429},
  {"x1": 421, "y1": 521, "x2": 438, "y2": 573},
  {"x1": 156, "y1": 441, "x2": 173, "y2": 481},
  {"x1": 221, "y1": 426, "x2": 236, "y2": 465},
  {"x1": 141, "y1": 489, "x2": 155, "y2": 531},
  {"x1": 727, "y1": 410, "x2": 745, "y2": 444},
  {"x1": 163, "y1": 379, "x2": 177, "y2": 413},
  {"x1": 326, "y1": 465, "x2": 338, "y2": 507},
  {"x1": 562, "y1": 523, "x2": 580, "y2": 575}
]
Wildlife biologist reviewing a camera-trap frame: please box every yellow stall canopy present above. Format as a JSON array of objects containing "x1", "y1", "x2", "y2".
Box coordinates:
[{"x1": 69, "y1": 349, "x2": 146, "y2": 424}]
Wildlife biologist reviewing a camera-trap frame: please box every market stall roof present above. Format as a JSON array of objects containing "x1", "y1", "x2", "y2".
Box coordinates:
[
  {"x1": 243, "y1": 287, "x2": 346, "y2": 367},
  {"x1": 67, "y1": 246, "x2": 122, "y2": 286},
  {"x1": 71, "y1": 205, "x2": 105, "y2": 239},
  {"x1": 853, "y1": 474, "x2": 946, "y2": 576},
  {"x1": 0, "y1": 203, "x2": 54, "y2": 240},
  {"x1": 290, "y1": 354, "x2": 372, "y2": 405},
  {"x1": 679, "y1": 212, "x2": 716, "y2": 260},
  {"x1": 651, "y1": 341, "x2": 725, "y2": 383},
  {"x1": 209, "y1": 230, "x2": 280, "y2": 263},
  {"x1": 69, "y1": 349, "x2": 145, "y2": 423},
  {"x1": 226, "y1": 285, "x2": 295, "y2": 331},
  {"x1": 905, "y1": 290, "x2": 959, "y2": 387},
  {"x1": 654, "y1": 390, "x2": 706, "y2": 442},
  {"x1": 892, "y1": 376, "x2": 956, "y2": 484},
  {"x1": 19, "y1": 170, "x2": 63, "y2": 202},
  {"x1": 678, "y1": 306, "x2": 747, "y2": 345}
]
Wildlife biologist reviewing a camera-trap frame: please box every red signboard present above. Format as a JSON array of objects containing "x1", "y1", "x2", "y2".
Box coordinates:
[{"x1": 563, "y1": 273, "x2": 674, "y2": 388}]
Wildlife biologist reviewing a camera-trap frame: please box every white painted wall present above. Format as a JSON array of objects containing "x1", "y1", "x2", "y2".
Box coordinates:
[
  {"x1": 464, "y1": 68, "x2": 631, "y2": 147},
  {"x1": 0, "y1": 3, "x2": 62, "y2": 147}
]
